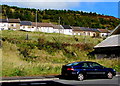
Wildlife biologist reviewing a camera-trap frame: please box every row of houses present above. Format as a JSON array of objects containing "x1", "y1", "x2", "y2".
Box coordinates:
[{"x1": 0, "y1": 18, "x2": 110, "y2": 37}]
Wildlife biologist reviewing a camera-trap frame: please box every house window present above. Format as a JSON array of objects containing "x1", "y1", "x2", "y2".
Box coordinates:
[
  {"x1": 11, "y1": 24, "x2": 14, "y2": 26},
  {"x1": 28, "y1": 26, "x2": 31, "y2": 28},
  {"x1": 88, "y1": 32, "x2": 90, "y2": 36}
]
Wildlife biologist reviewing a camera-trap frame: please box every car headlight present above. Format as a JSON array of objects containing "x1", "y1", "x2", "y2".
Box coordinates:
[{"x1": 113, "y1": 69, "x2": 116, "y2": 71}]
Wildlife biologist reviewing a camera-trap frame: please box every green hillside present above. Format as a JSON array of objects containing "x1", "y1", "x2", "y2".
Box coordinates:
[
  {"x1": 1, "y1": 30, "x2": 120, "y2": 77},
  {"x1": 1, "y1": 5, "x2": 120, "y2": 30}
]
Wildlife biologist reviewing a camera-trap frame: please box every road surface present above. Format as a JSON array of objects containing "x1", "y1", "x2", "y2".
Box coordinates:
[{"x1": 1, "y1": 76, "x2": 120, "y2": 86}]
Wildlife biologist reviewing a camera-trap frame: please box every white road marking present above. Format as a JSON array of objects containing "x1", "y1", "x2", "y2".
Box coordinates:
[
  {"x1": 116, "y1": 75, "x2": 120, "y2": 76},
  {"x1": 0, "y1": 78, "x2": 59, "y2": 83}
]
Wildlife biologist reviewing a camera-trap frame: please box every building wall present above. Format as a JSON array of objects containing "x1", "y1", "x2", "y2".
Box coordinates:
[
  {"x1": 0, "y1": 23, "x2": 8, "y2": 30},
  {"x1": 96, "y1": 53, "x2": 120, "y2": 59},
  {"x1": 73, "y1": 31, "x2": 96, "y2": 36},
  {"x1": 20, "y1": 25, "x2": 33, "y2": 31},
  {"x1": 73, "y1": 31, "x2": 81, "y2": 35},
  {"x1": 41, "y1": 27, "x2": 54, "y2": 33},
  {"x1": 63, "y1": 29, "x2": 72, "y2": 35},
  {"x1": 53, "y1": 29, "x2": 64, "y2": 34},
  {"x1": 8, "y1": 23, "x2": 20, "y2": 30},
  {"x1": 99, "y1": 33, "x2": 108, "y2": 37}
]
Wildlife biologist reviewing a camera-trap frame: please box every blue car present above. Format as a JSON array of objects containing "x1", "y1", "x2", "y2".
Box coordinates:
[{"x1": 61, "y1": 61, "x2": 116, "y2": 81}]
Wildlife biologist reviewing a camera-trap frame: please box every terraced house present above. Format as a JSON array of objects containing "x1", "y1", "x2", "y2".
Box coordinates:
[
  {"x1": 20, "y1": 21, "x2": 32, "y2": 31},
  {"x1": 72, "y1": 27, "x2": 99, "y2": 37},
  {"x1": 8, "y1": 18, "x2": 20, "y2": 30},
  {"x1": 0, "y1": 19, "x2": 8, "y2": 30},
  {"x1": 97, "y1": 29, "x2": 110, "y2": 37}
]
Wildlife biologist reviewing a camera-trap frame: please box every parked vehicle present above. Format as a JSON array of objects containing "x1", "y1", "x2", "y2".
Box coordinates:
[{"x1": 61, "y1": 61, "x2": 116, "y2": 81}]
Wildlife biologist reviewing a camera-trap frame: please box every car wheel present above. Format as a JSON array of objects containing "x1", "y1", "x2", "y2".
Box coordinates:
[
  {"x1": 78, "y1": 73, "x2": 84, "y2": 81},
  {"x1": 107, "y1": 72, "x2": 113, "y2": 79}
]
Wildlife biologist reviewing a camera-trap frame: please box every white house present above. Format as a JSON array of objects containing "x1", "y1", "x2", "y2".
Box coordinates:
[
  {"x1": 72, "y1": 26, "x2": 81, "y2": 35},
  {"x1": 31, "y1": 22, "x2": 38, "y2": 31},
  {"x1": 52, "y1": 25, "x2": 64, "y2": 34},
  {"x1": 8, "y1": 19, "x2": 20, "y2": 30},
  {"x1": 0, "y1": 19, "x2": 8, "y2": 30},
  {"x1": 20, "y1": 21, "x2": 33, "y2": 31},
  {"x1": 72, "y1": 27, "x2": 99, "y2": 36},
  {"x1": 31, "y1": 22, "x2": 54, "y2": 33},
  {"x1": 39, "y1": 23, "x2": 54, "y2": 33},
  {"x1": 62, "y1": 25, "x2": 73, "y2": 35},
  {"x1": 97, "y1": 29, "x2": 110, "y2": 37}
]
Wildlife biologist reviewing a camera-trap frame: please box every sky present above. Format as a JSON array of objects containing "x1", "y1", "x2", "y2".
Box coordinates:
[{"x1": 1, "y1": 0, "x2": 120, "y2": 18}]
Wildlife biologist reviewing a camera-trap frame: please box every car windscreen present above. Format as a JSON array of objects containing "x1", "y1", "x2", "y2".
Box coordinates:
[{"x1": 66, "y1": 62, "x2": 80, "y2": 66}]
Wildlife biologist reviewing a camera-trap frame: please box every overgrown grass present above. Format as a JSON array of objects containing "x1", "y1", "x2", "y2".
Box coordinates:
[{"x1": 1, "y1": 30, "x2": 119, "y2": 77}]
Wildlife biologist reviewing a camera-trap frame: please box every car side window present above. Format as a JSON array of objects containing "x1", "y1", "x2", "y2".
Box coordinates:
[
  {"x1": 89, "y1": 63, "x2": 102, "y2": 68},
  {"x1": 81, "y1": 63, "x2": 89, "y2": 68}
]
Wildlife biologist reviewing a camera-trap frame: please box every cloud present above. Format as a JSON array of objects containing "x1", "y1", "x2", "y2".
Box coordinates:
[
  {"x1": 1, "y1": 0, "x2": 119, "y2": 2},
  {"x1": 1, "y1": 2, "x2": 80, "y2": 10}
]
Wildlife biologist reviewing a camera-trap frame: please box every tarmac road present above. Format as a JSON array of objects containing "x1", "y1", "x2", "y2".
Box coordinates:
[{"x1": 1, "y1": 75, "x2": 120, "y2": 86}]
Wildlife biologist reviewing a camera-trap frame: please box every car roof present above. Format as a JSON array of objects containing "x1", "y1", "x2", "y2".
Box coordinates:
[
  {"x1": 65, "y1": 61, "x2": 98, "y2": 66},
  {"x1": 78, "y1": 61, "x2": 96, "y2": 63},
  {"x1": 68, "y1": 61, "x2": 97, "y2": 64}
]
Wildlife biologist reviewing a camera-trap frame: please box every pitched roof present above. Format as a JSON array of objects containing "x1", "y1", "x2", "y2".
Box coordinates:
[
  {"x1": 97, "y1": 29, "x2": 110, "y2": 33},
  {"x1": 8, "y1": 19, "x2": 20, "y2": 23},
  {"x1": 62, "y1": 25, "x2": 72, "y2": 29},
  {"x1": 32, "y1": 22, "x2": 36, "y2": 26},
  {"x1": 32, "y1": 22, "x2": 53, "y2": 27},
  {"x1": 52, "y1": 25, "x2": 63, "y2": 29},
  {"x1": 79, "y1": 27, "x2": 99, "y2": 32},
  {"x1": 39, "y1": 23, "x2": 53, "y2": 27},
  {"x1": 94, "y1": 35, "x2": 120, "y2": 48},
  {"x1": 72, "y1": 26, "x2": 81, "y2": 31},
  {"x1": 110, "y1": 24, "x2": 120, "y2": 35},
  {"x1": 20, "y1": 21, "x2": 32, "y2": 26},
  {"x1": 0, "y1": 19, "x2": 8, "y2": 23}
]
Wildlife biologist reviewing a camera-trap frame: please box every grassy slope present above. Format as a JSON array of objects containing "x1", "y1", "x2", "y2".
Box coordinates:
[{"x1": 1, "y1": 30, "x2": 120, "y2": 77}]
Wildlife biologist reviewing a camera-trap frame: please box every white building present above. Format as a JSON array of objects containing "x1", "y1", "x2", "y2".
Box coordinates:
[
  {"x1": 0, "y1": 19, "x2": 8, "y2": 30},
  {"x1": 62, "y1": 25, "x2": 73, "y2": 35},
  {"x1": 52, "y1": 25, "x2": 64, "y2": 34},
  {"x1": 39, "y1": 23, "x2": 54, "y2": 33},
  {"x1": 20, "y1": 21, "x2": 33, "y2": 31},
  {"x1": 97, "y1": 29, "x2": 110, "y2": 37},
  {"x1": 8, "y1": 19, "x2": 20, "y2": 30}
]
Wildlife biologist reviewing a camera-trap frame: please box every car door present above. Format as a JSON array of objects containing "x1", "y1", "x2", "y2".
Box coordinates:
[
  {"x1": 80, "y1": 63, "x2": 92, "y2": 75},
  {"x1": 88, "y1": 62, "x2": 106, "y2": 76}
]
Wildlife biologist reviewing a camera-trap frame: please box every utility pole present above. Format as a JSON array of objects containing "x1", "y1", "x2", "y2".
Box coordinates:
[
  {"x1": 58, "y1": 17, "x2": 60, "y2": 34},
  {"x1": 36, "y1": 10, "x2": 38, "y2": 31}
]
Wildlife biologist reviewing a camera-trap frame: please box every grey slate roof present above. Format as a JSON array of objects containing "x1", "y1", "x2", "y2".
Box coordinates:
[
  {"x1": 52, "y1": 25, "x2": 63, "y2": 29},
  {"x1": 20, "y1": 21, "x2": 32, "y2": 26},
  {"x1": 79, "y1": 27, "x2": 99, "y2": 32},
  {"x1": 111, "y1": 24, "x2": 120, "y2": 35},
  {"x1": 8, "y1": 19, "x2": 20, "y2": 23},
  {"x1": 97, "y1": 29, "x2": 109, "y2": 33},
  {"x1": 72, "y1": 26, "x2": 81, "y2": 31},
  {"x1": 62, "y1": 25, "x2": 72, "y2": 29},
  {"x1": 0, "y1": 19, "x2": 8, "y2": 23},
  {"x1": 94, "y1": 35, "x2": 120, "y2": 48}
]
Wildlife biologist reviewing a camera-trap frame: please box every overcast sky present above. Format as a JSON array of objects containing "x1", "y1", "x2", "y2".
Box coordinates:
[{"x1": 1, "y1": 0, "x2": 120, "y2": 18}]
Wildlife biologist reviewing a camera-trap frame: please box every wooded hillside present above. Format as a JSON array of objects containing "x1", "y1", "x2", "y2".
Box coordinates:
[{"x1": 1, "y1": 5, "x2": 120, "y2": 30}]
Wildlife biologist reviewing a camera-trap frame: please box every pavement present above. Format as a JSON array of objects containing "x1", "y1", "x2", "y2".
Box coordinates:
[
  {"x1": 1, "y1": 75, "x2": 59, "y2": 83},
  {"x1": 1, "y1": 72, "x2": 120, "y2": 81},
  {"x1": 1, "y1": 73, "x2": 120, "y2": 86}
]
